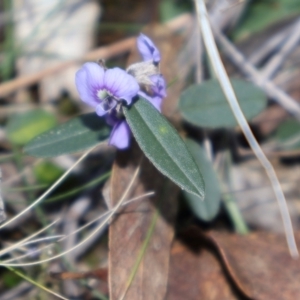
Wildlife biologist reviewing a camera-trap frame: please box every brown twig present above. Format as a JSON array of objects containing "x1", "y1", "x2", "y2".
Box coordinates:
[
  {"x1": 213, "y1": 26, "x2": 300, "y2": 119},
  {"x1": 0, "y1": 38, "x2": 135, "y2": 98},
  {"x1": 248, "y1": 25, "x2": 294, "y2": 66},
  {"x1": 0, "y1": 13, "x2": 193, "y2": 98},
  {"x1": 261, "y1": 17, "x2": 300, "y2": 79}
]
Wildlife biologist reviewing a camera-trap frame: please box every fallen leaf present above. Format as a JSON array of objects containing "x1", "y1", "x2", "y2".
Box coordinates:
[
  {"x1": 209, "y1": 230, "x2": 300, "y2": 300},
  {"x1": 108, "y1": 141, "x2": 178, "y2": 300},
  {"x1": 167, "y1": 226, "x2": 300, "y2": 300},
  {"x1": 108, "y1": 26, "x2": 185, "y2": 300}
]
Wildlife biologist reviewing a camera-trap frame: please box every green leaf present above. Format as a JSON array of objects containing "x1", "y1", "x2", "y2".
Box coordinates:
[
  {"x1": 24, "y1": 113, "x2": 111, "y2": 157},
  {"x1": 233, "y1": 0, "x2": 300, "y2": 40},
  {"x1": 179, "y1": 78, "x2": 267, "y2": 129},
  {"x1": 124, "y1": 97, "x2": 205, "y2": 199},
  {"x1": 159, "y1": 0, "x2": 191, "y2": 22},
  {"x1": 275, "y1": 119, "x2": 300, "y2": 150},
  {"x1": 7, "y1": 109, "x2": 57, "y2": 145},
  {"x1": 183, "y1": 139, "x2": 221, "y2": 221},
  {"x1": 33, "y1": 161, "x2": 64, "y2": 185},
  {"x1": 2, "y1": 270, "x2": 22, "y2": 288}
]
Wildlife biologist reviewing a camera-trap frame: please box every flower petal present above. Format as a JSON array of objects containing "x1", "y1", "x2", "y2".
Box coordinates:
[
  {"x1": 149, "y1": 96, "x2": 163, "y2": 111},
  {"x1": 109, "y1": 120, "x2": 131, "y2": 149},
  {"x1": 138, "y1": 91, "x2": 163, "y2": 112},
  {"x1": 95, "y1": 104, "x2": 107, "y2": 116},
  {"x1": 105, "y1": 112, "x2": 118, "y2": 127},
  {"x1": 75, "y1": 62, "x2": 105, "y2": 107},
  {"x1": 137, "y1": 34, "x2": 160, "y2": 63},
  {"x1": 104, "y1": 68, "x2": 139, "y2": 105},
  {"x1": 151, "y1": 74, "x2": 167, "y2": 98}
]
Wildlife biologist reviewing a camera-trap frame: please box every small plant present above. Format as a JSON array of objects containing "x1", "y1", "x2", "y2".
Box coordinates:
[{"x1": 24, "y1": 34, "x2": 205, "y2": 200}]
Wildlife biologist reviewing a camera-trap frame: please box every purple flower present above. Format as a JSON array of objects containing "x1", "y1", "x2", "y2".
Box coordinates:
[
  {"x1": 134, "y1": 34, "x2": 167, "y2": 112},
  {"x1": 75, "y1": 34, "x2": 166, "y2": 150},
  {"x1": 75, "y1": 62, "x2": 139, "y2": 149},
  {"x1": 105, "y1": 112, "x2": 131, "y2": 149},
  {"x1": 137, "y1": 33, "x2": 161, "y2": 64},
  {"x1": 138, "y1": 74, "x2": 166, "y2": 111},
  {"x1": 76, "y1": 63, "x2": 139, "y2": 117}
]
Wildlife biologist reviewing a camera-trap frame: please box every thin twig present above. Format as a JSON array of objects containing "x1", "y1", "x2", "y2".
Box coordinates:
[
  {"x1": 0, "y1": 13, "x2": 193, "y2": 98},
  {"x1": 194, "y1": 0, "x2": 299, "y2": 258},
  {"x1": 1, "y1": 191, "x2": 154, "y2": 264},
  {"x1": 0, "y1": 38, "x2": 135, "y2": 97},
  {"x1": 261, "y1": 17, "x2": 300, "y2": 79},
  {"x1": 62, "y1": 196, "x2": 91, "y2": 264},
  {"x1": 0, "y1": 218, "x2": 60, "y2": 257},
  {"x1": 248, "y1": 26, "x2": 294, "y2": 65},
  {"x1": 0, "y1": 165, "x2": 141, "y2": 267},
  {"x1": 213, "y1": 26, "x2": 300, "y2": 119},
  {"x1": 6, "y1": 266, "x2": 68, "y2": 300},
  {"x1": 0, "y1": 145, "x2": 97, "y2": 230}
]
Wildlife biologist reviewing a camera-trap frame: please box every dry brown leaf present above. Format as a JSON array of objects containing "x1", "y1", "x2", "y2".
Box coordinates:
[
  {"x1": 209, "y1": 230, "x2": 300, "y2": 300},
  {"x1": 167, "y1": 227, "x2": 300, "y2": 300},
  {"x1": 167, "y1": 227, "x2": 245, "y2": 300},
  {"x1": 108, "y1": 26, "x2": 188, "y2": 300},
  {"x1": 108, "y1": 141, "x2": 178, "y2": 300}
]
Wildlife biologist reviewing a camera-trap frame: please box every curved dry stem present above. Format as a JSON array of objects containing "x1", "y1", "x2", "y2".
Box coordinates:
[
  {"x1": 194, "y1": 0, "x2": 298, "y2": 258},
  {"x1": 0, "y1": 218, "x2": 60, "y2": 257},
  {"x1": 1, "y1": 191, "x2": 154, "y2": 265},
  {"x1": 0, "y1": 165, "x2": 141, "y2": 267},
  {"x1": 18, "y1": 235, "x2": 65, "y2": 247},
  {"x1": 6, "y1": 266, "x2": 68, "y2": 300},
  {"x1": 0, "y1": 146, "x2": 96, "y2": 230},
  {"x1": 2, "y1": 235, "x2": 65, "y2": 264}
]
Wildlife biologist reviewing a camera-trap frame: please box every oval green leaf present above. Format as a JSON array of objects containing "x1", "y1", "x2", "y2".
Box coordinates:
[
  {"x1": 34, "y1": 160, "x2": 64, "y2": 185},
  {"x1": 124, "y1": 97, "x2": 205, "y2": 200},
  {"x1": 24, "y1": 113, "x2": 111, "y2": 157},
  {"x1": 7, "y1": 109, "x2": 57, "y2": 145},
  {"x1": 179, "y1": 78, "x2": 267, "y2": 128},
  {"x1": 275, "y1": 119, "x2": 300, "y2": 150},
  {"x1": 183, "y1": 139, "x2": 221, "y2": 221}
]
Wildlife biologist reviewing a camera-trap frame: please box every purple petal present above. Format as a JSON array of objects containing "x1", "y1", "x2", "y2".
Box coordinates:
[
  {"x1": 95, "y1": 104, "x2": 107, "y2": 116},
  {"x1": 151, "y1": 75, "x2": 167, "y2": 98},
  {"x1": 95, "y1": 98, "x2": 117, "y2": 117},
  {"x1": 138, "y1": 91, "x2": 163, "y2": 112},
  {"x1": 104, "y1": 68, "x2": 139, "y2": 105},
  {"x1": 137, "y1": 74, "x2": 166, "y2": 111},
  {"x1": 149, "y1": 96, "x2": 163, "y2": 111},
  {"x1": 137, "y1": 34, "x2": 160, "y2": 63},
  {"x1": 105, "y1": 112, "x2": 118, "y2": 127},
  {"x1": 75, "y1": 62, "x2": 105, "y2": 107},
  {"x1": 109, "y1": 120, "x2": 131, "y2": 149}
]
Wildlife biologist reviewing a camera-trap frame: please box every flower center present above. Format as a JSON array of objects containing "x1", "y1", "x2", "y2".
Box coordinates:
[
  {"x1": 97, "y1": 89, "x2": 110, "y2": 100},
  {"x1": 97, "y1": 89, "x2": 117, "y2": 113}
]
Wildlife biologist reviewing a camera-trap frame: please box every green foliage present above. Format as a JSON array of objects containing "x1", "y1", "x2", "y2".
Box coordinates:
[
  {"x1": 275, "y1": 119, "x2": 300, "y2": 150},
  {"x1": 159, "y1": 0, "x2": 192, "y2": 22},
  {"x1": 234, "y1": 0, "x2": 300, "y2": 40},
  {"x1": 124, "y1": 97, "x2": 205, "y2": 200},
  {"x1": 24, "y1": 113, "x2": 111, "y2": 157},
  {"x1": 33, "y1": 161, "x2": 64, "y2": 184},
  {"x1": 179, "y1": 78, "x2": 266, "y2": 128},
  {"x1": 7, "y1": 109, "x2": 57, "y2": 146},
  {"x1": 2, "y1": 270, "x2": 22, "y2": 288},
  {"x1": 183, "y1": 139, "x2": 221, "y2": 221}
]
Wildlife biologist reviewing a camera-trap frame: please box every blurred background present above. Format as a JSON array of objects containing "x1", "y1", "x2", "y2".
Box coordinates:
[{"x1": 1, "y1": 0, "x2": 300, "y2": 299}]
